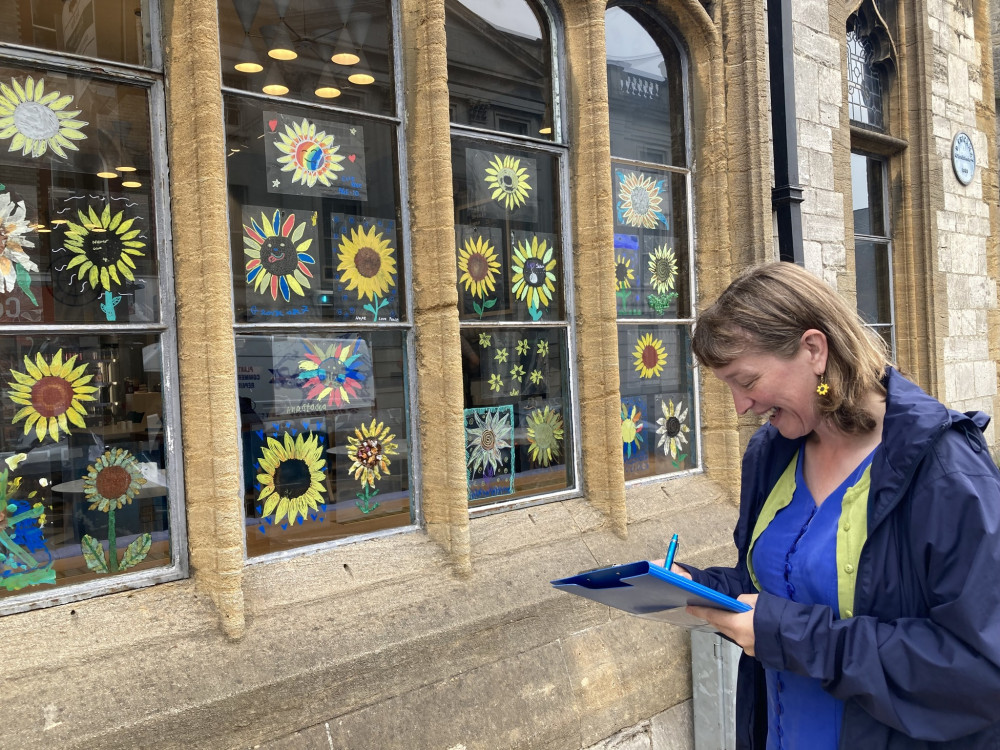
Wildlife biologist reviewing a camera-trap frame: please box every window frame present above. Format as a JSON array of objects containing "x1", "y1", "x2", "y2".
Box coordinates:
[{"x1": 0, "y1": 7, "x2": 189, "y2": 615}]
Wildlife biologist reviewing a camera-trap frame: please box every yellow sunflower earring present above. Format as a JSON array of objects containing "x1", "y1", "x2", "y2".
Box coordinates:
[{"x1": 816, "y1": 375, "x2": 830, "y2": 397}]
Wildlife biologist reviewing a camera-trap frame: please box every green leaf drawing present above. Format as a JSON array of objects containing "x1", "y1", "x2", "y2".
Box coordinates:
[
  {"x1": 14, "y1": 264, "x2": 37, "y2": 306},
  {"x1": 483, "y1": 298, "x2": 497, "y2": 309},
  {"x1": 120, "y1": 533, "x2": 152, "y2": 570},
  {"x1": 81, "y1": 534, "x2": 110, "y2": 573}
]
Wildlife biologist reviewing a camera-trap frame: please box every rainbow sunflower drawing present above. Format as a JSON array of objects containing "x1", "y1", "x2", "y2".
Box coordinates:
[
  {"x1": 511, "y1": 235, "x2": 556, "y2": 318},
  {"x1": 297, "y1": 339, "x2": 366, "y2": 408},
  {"x1": 0, "y1": 76, "x2": 88, "y2": 159},
  {"x1": 257, "y1": 431, "x2": 327, "y2": 525},
  {"x1": 656, "y1": 399, "x2": 690, "y2": 461},
  {"x1": 617, "y1": 171, "x2": 666, "y2": 229},
  {"x1": 633, "y1": 333, "x2": 667, "y2": 379},
  {"x1": 484, "y1": 154, "x2": 531, "y2": 210},
  {"x1": 274, "y1": 117, "x2": 345, "y2": 188},
  {"x1": 337, "y1": 224, "x2": 397, "y2": 320},
  {"x1": 621, "y1": 403, "x2": 644, "y2": 459},
  {"x1": 526, "y1": 406, "x2": 563, "y2": 467},
  {"x1": 244, "y1": 209, "x2": 315, "y2": 302},
  {"x1": 64, "y1": 204, "x2": 146, "y2": 291},
  {"x1": 7, "y1": 350, "x2": 96, "y2": 442}
]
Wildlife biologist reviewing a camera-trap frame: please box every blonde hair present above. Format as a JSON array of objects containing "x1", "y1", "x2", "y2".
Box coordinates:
[{"x1": 692, "y1": 262, "x2": 893, "y2": 434}]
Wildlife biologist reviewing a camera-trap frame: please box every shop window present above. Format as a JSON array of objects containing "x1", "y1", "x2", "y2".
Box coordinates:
[
  {"x1": 606, "y1": 5, "x2": 699, "y2": 481},
  {"x1": 852, "y1": 152, "x2": 895, "y2": 356},
  {"x1": 446, "y1": 0, "x2": 576, "y2": 510},
  {"x1": 0, "y1": 2, "x2": 183, "y2": 610},
  {"x1": 219, "y1": 0, "x2": 414, "y2": 557}
]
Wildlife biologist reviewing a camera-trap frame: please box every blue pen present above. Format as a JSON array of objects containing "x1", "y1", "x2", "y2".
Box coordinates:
[{"x1": 664, "y1": 533, "x2": 678, "y2": 570}]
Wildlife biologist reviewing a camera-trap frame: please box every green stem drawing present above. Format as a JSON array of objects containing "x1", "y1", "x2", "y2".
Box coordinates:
[
  {"x1": 363, "y1": 295, "x2": 389, "y2": 321},
  {"x1": 356, "y1": 485, "x2": 380, "y2": 514},
  {"x1": 616, "y1": 288, "x2": 632, "y2": 313},
  {"x1": 107, "y1": 506, "x2": 119, "y2": 572}
]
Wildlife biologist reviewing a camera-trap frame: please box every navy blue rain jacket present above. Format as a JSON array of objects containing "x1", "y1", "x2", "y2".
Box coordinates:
[{"x1": 685, "y1": 369, "x2": 1000, "y2": 749}]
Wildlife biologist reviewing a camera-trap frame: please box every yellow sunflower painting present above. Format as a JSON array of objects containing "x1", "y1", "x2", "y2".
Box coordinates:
[
  {"x1": 511, "y1": 235, "x2": 557, "y2": 315},
  {"x1": 83, "y1": 448, "x2": 146, "y2": 512},
  {"x1": 656, "y1": 399, "x2": 690, "y2": 460},
  {"x1": 7, "y1": 350, "x2": 96, "y2": 442},
  {"x1": 257, "y1": 431, "x2": 327, "y2": 525},
  {"x1": 64, "y1": 204, "x2": 146, "y2": 291},
  {"x1": 633, "y1": 333, "x2": 667, "y2": 379},
  {"x1": 615, "y1": 254, "x2": 635, "y2": 291},
  {"x1": 457, "y1": 235, "x2": 500, "y2": 299},
  {"x1": 485, "y1": 154, "x2": 531, "y2": 210},
  {"x1": 647, "y1": 244, "x2": 678, "y2": 295},
  {"x1": 274, "y1": 117, "x2": 345, "y2": 188},
  {"x1": 526, "y1": 406, "x2": 563, "y2": 467},
  {"x1": 616, "y1": 171, "x2": 666, "y2": 229},
  {"x1": 0, "y1": 76, "x2": 88, "y2": 159},
  {"x1": 346, "y1": 419, "x2": 398, "y2": 490},
  {"x1": 337, "y1": 223, "x2": 397, "y2": 320}
]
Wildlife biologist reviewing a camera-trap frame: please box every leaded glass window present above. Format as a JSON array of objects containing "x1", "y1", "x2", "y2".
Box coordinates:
[{"x1": 847, "y1": 28, "x2": 884, "y2": 131}]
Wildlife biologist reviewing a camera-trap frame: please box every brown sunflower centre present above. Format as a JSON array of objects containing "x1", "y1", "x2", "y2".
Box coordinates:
[
  {"x1": 479, "y1": 429, "x2": 496, "y2": 452},
  {"x1": 355, "y1": 437, "x2": 383, "y2": 468},
  {"x1": 30, "y1": 376, "x2": 74, "y2": 418},
  {"x1": 467, "y1": 253, "x2": 490, "y2": 282},
  {"x1": 642, "y1": 345, "x2": 659, "y2": 369},
  {"x1": 353, "y1": 247, "x2": 382, "y2": 278},
  {"x1": 95, "y1": 465, "x2": 131, "y2": 499}
]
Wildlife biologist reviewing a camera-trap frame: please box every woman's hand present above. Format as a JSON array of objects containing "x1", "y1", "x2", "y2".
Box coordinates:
[
  {"x1": 688, "y1": 594, "x2": 758, "y2": 656},
  {"x1": 651, "y1": 559, "x2": 692, "y2": 579}
]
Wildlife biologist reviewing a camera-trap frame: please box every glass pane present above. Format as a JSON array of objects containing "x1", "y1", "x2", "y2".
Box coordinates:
[
  {"x1": 611, "y1": 163, "x2": 689, "y2": 319},
  {"x1": 855, "y1": 239, "x2": 891, "y2": 325},
  {"x1": 453, "y1": 139, "x2": 564, "y2": 322},
  {"x1": 460, "y1": 327, "x2": 573, "y2": 507},
  {"x1": 0, "y1": 0, "x2": 153, "y2": 66},
  {"x1": 218, "y1": 0, "x2": 395, "y2": 117},
  {"x1": 445, "y1": 0, "x2": 553, "y2": 139},
  {"x1": 847, "y1": 28, "x2": 884, "y2": 131},
  {"x1": 226, "y1": 96, "x2": 403, "y2": 323},
  {"x1": 0, "y1": 333, "x2": 172, "y2": 597},
  {"x1": 606, "y1": 7, "x2": 686, "y2": 166},
  {"x1": 618, "y1": 323, "x2": 697, "y2": 479},
  {"x1": 0, "y1": 64, "x2": 159, "y2": 324},
  {"x1": 851, "y1": 153, "x2": 885, "y2": 237},
  {"x1": 237, "y1": 329, "x2": 412, "y2": 556}
]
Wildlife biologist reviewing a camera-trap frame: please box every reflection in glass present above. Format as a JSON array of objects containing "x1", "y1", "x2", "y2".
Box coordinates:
[
  {"x1": 605, "y1": 7, "x2": 685, "y2": 166},
  {"x1": 218, "y1": 0, "x2": 395, "y2": 116},
  {"x1": 459, "y1": 327, "x2": 573, "y2": 508},
  {"x1": 0, "y1": 64, "x2": 159, "y2": 325},
  {"x1": 445, "y1": 0, "x2": 553, "y2": 139},
  {"x1": 0, "y1": 333, "x2": 171, "y2": 597},
  {"x1": 0, "y1": 0, "x2": 153, "y2": 66},
  {"x1": 851, "y1": 152, "x2": 885, "y2": 236},
  {"x1": 236, "y1": 331, "x2": 411, "y2": 556}
]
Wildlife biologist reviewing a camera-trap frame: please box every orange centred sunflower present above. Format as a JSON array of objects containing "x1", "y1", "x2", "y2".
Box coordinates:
[
  {"x1": 633, "y1": 333, "x2": 667, "y2": 379},
  {"x1": 7, "y1": 350, "x2": 96, "y2": 442}
]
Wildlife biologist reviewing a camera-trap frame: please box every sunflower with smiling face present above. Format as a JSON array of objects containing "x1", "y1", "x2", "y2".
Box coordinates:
[
  {"x1": 511, "y1": 235, "x2": 557, "y2": 315},
  {"x1": 8, "y1": 350, "x2": 96, "y2": 443},
  {"x1": 485, "y1": 154, "x2": 532, "y2": 210},
  {"x1": 274, "y1": 117, "x2": 345, "y2": 188},
  {"x1": 64, "y1": 204, "x2": 146, "y2": 292},
  {"x1": 0, "y1": 76, "x2": 88, "y2": 159},
  {"x1": 633, "y1": 333, "x2": 667, "y2": 379},
  {"x1": 457, "y1": 235, "x2": 500, "y2": 299},
  {"x1": 257, "y1": 431, "x2": 327, "y2": 525},
  {"x1": 0, "y1": 192, "x2": 38, "y2": 298},
  {"x1": 617, "y1": 171, "x2": 666, "y2": 229},
  {"x1": 526, "y1": 406, "x2": 563, "y2": 467},
  {"x1": 337, "y1": 224, "x2": 397, "y2": 320},
  {"x1": 244, "y1": 209, "x2": 315, "y2": 302}
]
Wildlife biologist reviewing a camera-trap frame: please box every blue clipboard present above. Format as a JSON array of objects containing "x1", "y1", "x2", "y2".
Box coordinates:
[{"x1": 551, "y1": 561, "x2": 751, "y2": 630}]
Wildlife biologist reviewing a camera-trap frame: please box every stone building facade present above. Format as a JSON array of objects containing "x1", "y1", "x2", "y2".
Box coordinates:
[{"x1": 1, "y1": 0, "x2": 997, "y2": 748}]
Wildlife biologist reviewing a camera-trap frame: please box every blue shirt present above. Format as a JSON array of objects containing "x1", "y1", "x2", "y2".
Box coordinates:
[{"x1": 753, "y1": 448, "x2": 875, "y2": 750}]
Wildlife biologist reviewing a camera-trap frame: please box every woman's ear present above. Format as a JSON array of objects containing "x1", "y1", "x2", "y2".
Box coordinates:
[{"x1": 800, "y1": 329, "x2": 828, "y2": 373}]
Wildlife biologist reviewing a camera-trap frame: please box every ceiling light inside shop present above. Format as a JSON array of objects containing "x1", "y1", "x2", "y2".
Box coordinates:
[
  {"x1": 115, "y1": 166, "x2": 137, "y2": 172},
  {"x1": 267, "y1": 24, "x2": 297, "y2": 61},
  {"x1": 122, "y1": 180, "x2": 142, "y2": 188},
  {"x1": 235, "y1": 34, "x2": 264, "y2": 72},
  {"x1": 97, "y1": 171, "x2": 118, "y2": 178},
  {"x1": 262, "y1": 65, "x2": 289, "y2": 96}
]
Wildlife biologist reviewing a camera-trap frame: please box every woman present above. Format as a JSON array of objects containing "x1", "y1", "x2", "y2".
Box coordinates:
[{"x1": 676, "y1": 263, "x2": 1000, "y2": 749}]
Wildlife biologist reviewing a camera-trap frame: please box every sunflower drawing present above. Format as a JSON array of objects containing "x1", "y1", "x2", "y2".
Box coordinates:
[
  {"x1": 633, "y1": 333, "x2": 667, "y2": 379},
  {"x1": 337, "y1": 223, "x2": 397, "y2": 320},
  {"x1": 617, "y1": 171, "x2": 666, "y2": 229},
  {"x1": 511, "y1": 235, "x2": 556, "y2": 316},
  {"x1": 656, "y1": 399, "x2": 690, "y2": 460},
  {"x1": 457, "y1": 235, "x2": 500, "y2": 299},
  {"x1": 0, "y1": 192, "x2": 38, "y2": 301},
  {"x1": 8, "y1": 350, "x2": 96, "y2": 442},
  {"x1": 297, "y1": 339, "x2": 366, "y2": 408},
  {"x1": 257, "y1": 431, "x2": 327, "y2": 525},
  {"x1": 647, "y1": 245, "x2": 678, "y2": 295},
  {"x1": 0, "y1": 76, "x2": 88, "y2": 159},
  {"x1": 244, "y1": 209, "x2": 315, "y2": 302},
  {"x1": 621, "y1": 403, "x2": 644, "y2": 459},
  {"x1": 83, "y1": 448, "x2": 146, "y2": 512},
  {"x1": 347, "y1": 419, "x2": 398, "y2": 490},
  {"x1": 274, "y1": 117, "x2": 345, "y2": 188},
  {"x1": 64, "y1": 204, "x2": 146, "y2": 291},
  {"x1": 484, "y1": 154, "x2": 531, "y2": 210},
  {"x1": 466, "y1": 407, "x2": 511, "y2": 477},
  {"x1": 526, "y1": 406, "x2": 563, "y2": 467},
  {"x1": 615, "y1": 254, "x2": 635, "y2": 292}
]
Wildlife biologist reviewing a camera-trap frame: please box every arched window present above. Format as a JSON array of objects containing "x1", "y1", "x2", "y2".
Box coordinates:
[
  {"x1": 219, "y1": 0, "x2": 415, "y2": 557},
  {"x1": 606, "y1": 5, "x2": 698, "y2": 480},
  {"x1": 446, "y1": 0, "x2": 576, "y2": 510}
]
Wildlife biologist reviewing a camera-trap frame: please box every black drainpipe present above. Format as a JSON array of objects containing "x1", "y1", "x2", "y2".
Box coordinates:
[{"x1": 768, "y1": 0, "x2": 805, "y2": 264}]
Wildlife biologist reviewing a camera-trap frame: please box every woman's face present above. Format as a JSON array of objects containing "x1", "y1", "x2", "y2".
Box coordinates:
[{"x1": 712, "y1": 335, "x2": 826, "y2": 440}]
